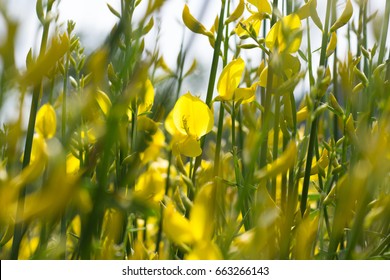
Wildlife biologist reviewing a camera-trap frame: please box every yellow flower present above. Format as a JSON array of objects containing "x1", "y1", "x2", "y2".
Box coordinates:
[
  {"x1": 163, "y1": 203, "x2": 194, "y2": 244},
  {"x1": 162, "y1": 184, "x2": 222, "y2": 259},
  {"x1": 165, "y1": 93, "x2": 213, "y2": 157},
  {"x1": 247, "y1": 0, "x2": 272, "y2": 14},
  {"x1": 217, "y1": 58, "x2": 255, "y2": 102},
  {"x1": 234, "y1": 0, "x2": 271, "y2": 38},
  {"x1": 265, "y1": 13, "x2": 302, "y2": 53},
  {"x1": 330, "y1": 0, "x2": 353, "y2": 32},
  {"x1": 95, "y1": 90, "x2": 112, "y2": 116},
  {"x1": 136, "y1": 79, "x2": 155, "y2": 115},
  {"x1": 135, "y1": 166, "x2": 165, "y2": 207},
  {"x1": 258, "y1": 53, "x2": 301, "y2": 88},
  {"x1": 35, "y1": 103, "x2": 56, "y2": 139},
  {"x1": 185, "y1": 241, "x2": 222, "y2": 260},
  {"x1": 127, "y1": 79, "x2": 155, "y2": 120},
  {"x1": 172, "y1": 93, "x2": 213, "y2": 138},
  {"x1": 66, "y1": 153, "x2": 80, "y2": 175}
]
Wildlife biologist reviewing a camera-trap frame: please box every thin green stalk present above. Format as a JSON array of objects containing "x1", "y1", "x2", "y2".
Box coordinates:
[
  {"x1": 271, "y1": 96, "x2": 280, "y2": 200},
  {"x1": 378, "y1": 0, "x2": 390, "y2": 64},
  {"x1": 192, "y1": 0, "x2": 226, "y2": 184},
  {"x1": 59, "y1": 26, "x2": 72, "y2": 260},
  {"x1": 155, "y1": 150, "x2": 172, "y2": 255},
  {"x1": 281, "y1": 137, "x2": 288, "y2": 211},
  {"x1": 259, "y1": 0, "x2": 278, "y2": 171},
  {"x1": 306, "y1": 18, "x2": 314, "y2": 87},
  {"x1": 213, "y1": 10, "x2": 230, "y2": 179},
  {"x1": 11, "y1": 0, "x2": 54, "y2": 259},
  {"x1": 231, "y1": 101, "x2": 236, "y2": 148},
  {"x1": 300, "y1": 0, "x2": 332, "y2": 216}
]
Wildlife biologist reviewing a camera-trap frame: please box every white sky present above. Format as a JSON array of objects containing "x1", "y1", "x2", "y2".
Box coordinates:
[
  {"x1": 0, "y1": 0, "x2": 388, "y2": 125},
  {"x1": 3, "y1": 0, "x2": 388, "y2": 73}
]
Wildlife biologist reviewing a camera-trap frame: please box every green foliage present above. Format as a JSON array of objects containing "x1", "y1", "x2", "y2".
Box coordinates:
[{"x1": 0, "y1": 0, "x2": 389, "y2": 260}]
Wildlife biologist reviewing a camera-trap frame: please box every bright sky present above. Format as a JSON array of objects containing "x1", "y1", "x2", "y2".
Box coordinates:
[
  {"x1": 1, "y1": 0, "x2": 388, "y2": 125},
  {"x1": 5, "y1": 0, "x2": 219, "y2": 71},
  {"x1": 4, "y1": 0, "x2": 388, "y2": 72}
]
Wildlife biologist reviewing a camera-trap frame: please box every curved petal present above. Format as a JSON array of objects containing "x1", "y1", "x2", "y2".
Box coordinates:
[{"x1": 217, "y1": 57, "x2": 245, "y2": 100}]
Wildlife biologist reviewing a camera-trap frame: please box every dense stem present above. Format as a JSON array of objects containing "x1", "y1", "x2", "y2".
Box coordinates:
[
  {"x1": 10, "y1": 1, "x2": 54, "y2": 259},
  {"x1": 300, "y1": 0, "x2": 332, "y2": 216},
  {"x1": 378, "y1": 0, "x2": 390, "y2": 64},
  {"x1": 192, "y1": 0, "x2": 226, "y2": 184}
]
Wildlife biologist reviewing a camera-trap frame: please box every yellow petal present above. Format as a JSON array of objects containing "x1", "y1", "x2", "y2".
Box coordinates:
[
  {"x1": 258, "y1": 66, "x2": 283, "y2": 88},
  {"x1": 21, "y1": 33, "x2": 70, "y2": 87},
  {"x1": 326, "y1": 32, "x2": 337, "y2": 57},
  {"x1": 234, "y1": 87, "x2": 255, "y2": 103},
  {"x1": 186, "y1": 241, "x2": 222, "y2": 260},
  {"x1": 178, "y1": 136, "x2": 202, "y2": 158},
  {"x1": 164, "y1": 110, "x2": 178, "y2": 136},
  {"x1": 296, "y1": 0, "x2": 313, "y2": 19},
  {"x1": 234, "y1": 13, "x2": 264, "y2": 38},
  {"x1": 296, "y1": 0, "x2": 322, "y2": 30},
  {"x1": 190, "y1": 183, "x2": 215, "y2": 241},
  {"x1": 225, "y1": 0, "x2": 245, "y2": 24},
  {"x1": 297, "y1": 106, "x2": 308, "y2": 123},
  {"x1": 182, "y1": 4, "x2": 213, "y2": 38},
  {"x1": 135, "y1": 167, "x2": 165, "y2": 205},
  {"x1": 96, "y1": 90, "x2": 112, "y2": 116},
  {"x1": 312, "y1": 149, "x2": 329, "y2": 175},
  {"x1": 172, "y1": 92, "x2": 213, "y2": 138},
  {"x1": 330, "y1": 0, "x2": 353, "y2": 32},
  {"x1": 247, "y1": 0, "x2": 272, "y2": 14},
  {"x1": 136, "y1": 79, "x2": 155, "y2": 115},
  {"x1": 217, "y1": 57, "x2": 245, "y2": 100},
  {"x1": 265, "y1": 14, "x2": 302, "y2": 53},
  {"x1": 35, "y1": 103, "x2": 56, "y2": 139},
  {"x1": 14, "y1": 134, "x2": 47, "y2": 190},
  {"x1": 255, "y1": 141, "x2": 297, "y2": 180},
  {"x1": 163, "y1": 203, "x2": 194, "y2": 244},
  {"x1": 66, "y1": 153, "x2": 80, "y2": 174}
]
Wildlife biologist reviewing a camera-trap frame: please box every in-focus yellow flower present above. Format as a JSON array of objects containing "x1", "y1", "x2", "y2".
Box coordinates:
[
  {"x1": 165, "y1": 92, "x2": 213, "y2": 157},
  {"x1": 234, "y1": 0, "x2": 272, "y2": 38},
  {"x1": 172, "y1": 93, "x2": 213, "y2": 138},
  {"x1": 217, "y1": 58, "x2": 255, "y2": 102},
  {"x1": 35, "y1": 103, "x2": 56, "y2": 139}
]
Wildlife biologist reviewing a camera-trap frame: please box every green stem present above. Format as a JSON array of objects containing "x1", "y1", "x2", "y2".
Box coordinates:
[
  {"x1": 155, "y1": 150, "x2": 172, "y2": 255},
  {"x1": 192, "y1": 0, "x2": 226, "y2": 183},
  {"x1": 300, "y1": 0, "x2": 332, "y2": 216},
  {"x1": 259, "y1": 0, "x2": 278, "y2": 171},
  {"x1": 271, "y1": 95, "x2": 280, "y2": 200},
  {"x1": 378, "y1": 0, "x2": 390, "y2": 64},
  {"x1": 10, "y1": 1, "x2": 54, "y2": 259}
]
